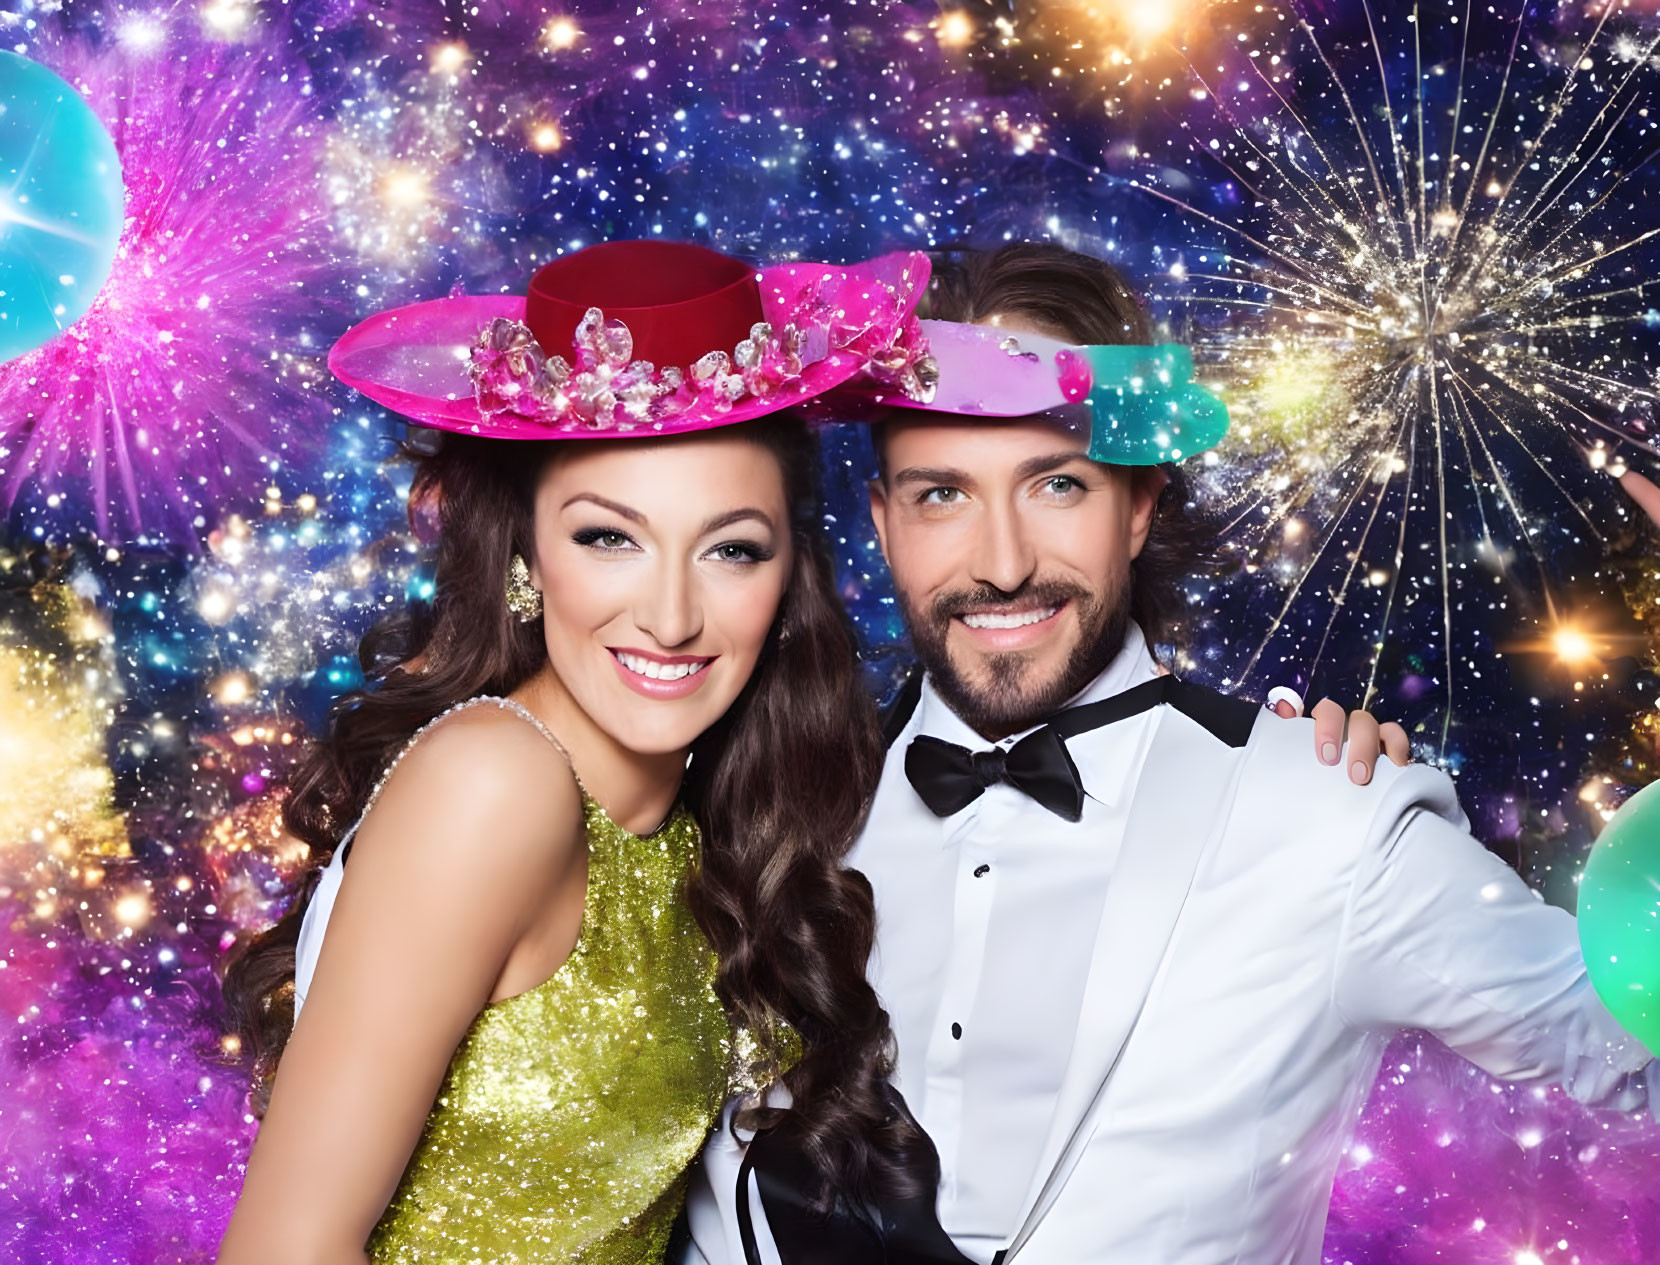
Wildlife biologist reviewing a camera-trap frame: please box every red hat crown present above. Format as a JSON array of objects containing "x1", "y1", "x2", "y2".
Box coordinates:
[{"x1": 524, "y1": 241, "x2": 766, "y2": 371}]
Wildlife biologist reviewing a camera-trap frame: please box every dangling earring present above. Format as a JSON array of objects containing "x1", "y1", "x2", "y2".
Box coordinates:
[
  {"x1": 506, "y1": 554, "x2": 543, "y2": 622},
  {"x1": 776, "y1": 615, "x2": 794, "y2": 646}
]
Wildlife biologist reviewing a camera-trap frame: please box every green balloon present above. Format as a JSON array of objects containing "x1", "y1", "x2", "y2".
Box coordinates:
[{"x1": 1580, "y1": 779, "x2": 1660, "y2": 1052}]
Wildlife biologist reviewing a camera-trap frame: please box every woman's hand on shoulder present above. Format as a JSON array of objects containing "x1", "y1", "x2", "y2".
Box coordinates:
[
  {"x1": 1265, "y1": 686, "x2": 1411, "y2": 786},
  {"x1": 217, "y1": 706, "x2": 581, "y2": 1265}
]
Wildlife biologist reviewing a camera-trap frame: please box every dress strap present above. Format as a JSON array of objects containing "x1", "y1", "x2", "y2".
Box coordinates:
[
  {"x1": 339, "y1": 695, "x2": 580, "y2": 865},
  {"x1": 485, "y1": 696, "x2": 584, "y2": 791}
]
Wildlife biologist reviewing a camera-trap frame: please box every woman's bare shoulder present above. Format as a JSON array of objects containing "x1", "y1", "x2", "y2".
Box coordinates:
[{"x1": 347, "y1": 700, "x2": 585, "y2": 885}]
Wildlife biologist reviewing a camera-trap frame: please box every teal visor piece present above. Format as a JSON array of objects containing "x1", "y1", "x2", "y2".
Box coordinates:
[{"x1": 1079, "y1": 344, "x2": 1230, "y2": 466}]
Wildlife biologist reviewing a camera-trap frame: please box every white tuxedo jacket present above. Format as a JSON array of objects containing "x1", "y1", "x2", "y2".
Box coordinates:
[{"x1": 686, "y1": 676, "x2": 1652, "y2": 1265}]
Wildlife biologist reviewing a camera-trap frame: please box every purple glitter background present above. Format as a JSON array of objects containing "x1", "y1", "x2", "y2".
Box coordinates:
[{"x1": 2, "y1": 0, "x2": 1660, "y2": 1261}]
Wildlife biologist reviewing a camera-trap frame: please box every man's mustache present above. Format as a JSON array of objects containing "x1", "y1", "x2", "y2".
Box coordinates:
[{"x1": 929, "y1": 580, "x2": 1092, "y2": 624}]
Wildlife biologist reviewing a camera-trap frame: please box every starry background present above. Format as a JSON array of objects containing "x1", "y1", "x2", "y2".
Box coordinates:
[{"x1": 3, "y1": 0, "x2": 1660, "y2": 1261}]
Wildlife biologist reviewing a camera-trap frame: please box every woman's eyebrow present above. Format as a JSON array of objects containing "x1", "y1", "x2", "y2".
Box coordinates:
[
  {"x1": 562, "y1": 495, "x2": 774, "y2": 537},
  {"x1": 699, "y1": 507, "x2": 776, "y2": 536},
  {"x1": 561, "y1": 492, "x2": 645, "y2": 523}
]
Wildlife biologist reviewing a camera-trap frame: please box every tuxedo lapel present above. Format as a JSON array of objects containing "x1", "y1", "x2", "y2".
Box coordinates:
[{"x1": 1003, "y1": 705, "x2": 1253, "y2": 1256}]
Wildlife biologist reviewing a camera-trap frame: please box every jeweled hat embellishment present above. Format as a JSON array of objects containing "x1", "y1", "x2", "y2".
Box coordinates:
[{"x1": 468, "y1": 285, "x2": 936, "y2": 432}]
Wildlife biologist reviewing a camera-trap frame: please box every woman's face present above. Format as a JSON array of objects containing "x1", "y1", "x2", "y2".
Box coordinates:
[{"x1": 527, "y1": 431, "x2": 794, "y2": 756}]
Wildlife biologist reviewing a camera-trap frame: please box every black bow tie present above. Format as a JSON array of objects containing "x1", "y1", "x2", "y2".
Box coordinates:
[{"x1": 904, "y1": 675, "x2": 1175, "y2": 822}]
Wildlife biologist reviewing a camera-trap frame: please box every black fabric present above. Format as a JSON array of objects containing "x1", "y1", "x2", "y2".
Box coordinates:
[
  {"x1": 666, "y1": 1198, "x2": 694, "y2": 1262},
  {"x1": 901, "y1": 675, "x2": 1167, "y2": 822},
  {"x1": 905, "y1": 727, "x2": 1087, "y2": 821},
  {"x1": 881, "y1": 671, "x2": 925, "y2": 749},
  {"x1": 902, "y1": 675, "x2": 1259, "y2": 822},
  {"x1": 1039, "y1": 674, "x2": 1259, "y2": 747},
  {"x1": 738, "y1": 1089, "x2": 976, "y2": 1265},
  {"x1": 1157, "y1": 677, "x2": 1259, "y2": 749}
]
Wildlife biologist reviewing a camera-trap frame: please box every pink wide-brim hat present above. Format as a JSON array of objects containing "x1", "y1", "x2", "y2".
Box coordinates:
[{"x1": 327, "y1": 240, "x2": 936, "y2": 440}]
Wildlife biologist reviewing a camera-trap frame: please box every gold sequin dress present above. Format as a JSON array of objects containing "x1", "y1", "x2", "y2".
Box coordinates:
[{"x1": 292, "y1": 696, "x2": 733, "y2": 1265}]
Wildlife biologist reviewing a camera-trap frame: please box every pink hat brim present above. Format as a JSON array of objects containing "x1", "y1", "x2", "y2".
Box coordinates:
[
  {"x1": 848, "y1": 319, "x2": 1079, "y2": 417},
  {"x1": 328, "y1": 252, "x2": 931, "y2": 439}
]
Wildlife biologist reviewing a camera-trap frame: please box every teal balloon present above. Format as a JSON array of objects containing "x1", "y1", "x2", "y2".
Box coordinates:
[
  {"x1": 1579, "y1": 779, "x2": 1660, "y2": 1051},
  {"x1": 0, "y1": 51, "x2": 124, "y2": 363}
]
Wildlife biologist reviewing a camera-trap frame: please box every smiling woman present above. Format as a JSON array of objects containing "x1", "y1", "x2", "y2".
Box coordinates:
[
  {"x1": 531, "y1": 438, "x2": 790, "y2": 742},
  {"x1": 216, "y1": 241, "x2": 936, "y2": 1265}
]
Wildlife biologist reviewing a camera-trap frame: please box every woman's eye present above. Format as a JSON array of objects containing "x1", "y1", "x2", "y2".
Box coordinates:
[
  {"x1": 1043, "y1": 476, "x2": 1082, "y2": 496},
  {"x1": 706, "y1": 540, "x2": 771, "y2": 564},
  {"x1": 573, "y1": 528, "x2": 636, "y2": 551}
]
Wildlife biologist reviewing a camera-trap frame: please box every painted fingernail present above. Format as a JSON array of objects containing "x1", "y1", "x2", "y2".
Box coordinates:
[
  {"x1": 1321, "y1": 742, "x2": 1338, "y2": 764},
  {"x1": 1350, "y1": 760, "x2": 1369, "y2": 784},
  {"x1": 1266, "y1": 685, "x2": 1303, "y2": 714}
]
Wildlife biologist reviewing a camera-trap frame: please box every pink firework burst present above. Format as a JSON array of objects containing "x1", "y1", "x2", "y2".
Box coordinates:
[{"x1": 0, "y1": 30, "x2": 340, "y2": 544}]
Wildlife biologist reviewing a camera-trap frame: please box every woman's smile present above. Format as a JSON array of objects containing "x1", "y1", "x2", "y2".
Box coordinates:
[{"x1": 608, "y1": 646, "x2": 718, "y2": 699}]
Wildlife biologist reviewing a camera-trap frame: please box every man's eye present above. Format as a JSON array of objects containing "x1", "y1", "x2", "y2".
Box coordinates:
[{"x1": 919, "y1": 487, "x2": 962, "y2": 505}]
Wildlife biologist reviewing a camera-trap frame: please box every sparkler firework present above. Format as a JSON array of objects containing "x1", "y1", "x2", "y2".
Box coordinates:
[{"x1": 1141, "y1": 1, "x2": 1660, "y2": 750}]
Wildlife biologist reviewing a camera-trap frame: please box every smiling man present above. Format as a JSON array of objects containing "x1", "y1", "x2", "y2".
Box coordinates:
[
  {"x1": 683, "y1": 244, "x2": 1656, "y2": 1265},
  {"x1": 874, "y1": 419, "x2": 1152, "y2": 741}
]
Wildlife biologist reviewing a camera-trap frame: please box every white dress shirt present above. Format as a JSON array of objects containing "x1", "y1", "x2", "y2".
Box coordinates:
[
  {"x1": 685, "y1": 627, "x2": 1654, "y2": 1265},
  {"x1": 857, "y1": 626, "x2": 1162, "y2": 1257}
]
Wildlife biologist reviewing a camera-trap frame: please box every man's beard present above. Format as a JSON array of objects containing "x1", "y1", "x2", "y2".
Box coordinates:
[{"x1": 900, "y1": 570, "x2": 1132, "y2": 739}]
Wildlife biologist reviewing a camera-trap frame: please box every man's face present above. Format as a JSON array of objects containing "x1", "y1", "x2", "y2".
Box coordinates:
[{"x1": 869, "y1": 414, "x2": 1162, "y2": 739}]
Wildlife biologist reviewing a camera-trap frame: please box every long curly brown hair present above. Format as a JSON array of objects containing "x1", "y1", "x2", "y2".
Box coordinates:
[{"x1": 221, "y1": 416, "x2": 928, "y2": 1206}]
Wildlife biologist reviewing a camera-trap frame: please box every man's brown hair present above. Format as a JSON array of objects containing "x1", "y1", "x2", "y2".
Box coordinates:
[{"x1": 922, "y1": 241, "x2": 1156, "y2": 344}]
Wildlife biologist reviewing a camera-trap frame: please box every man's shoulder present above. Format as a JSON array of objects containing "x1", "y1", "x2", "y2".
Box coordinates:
[
  {"x1": 1225, "y1": 701, "x2": 1465, "y2": 851},
  {"x1": 1137, "y1": 679, "x2": 1467, "y2": 867},
  {"x1": 1158, "y1": 678, "x2": 1261, "y2": 748}
]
